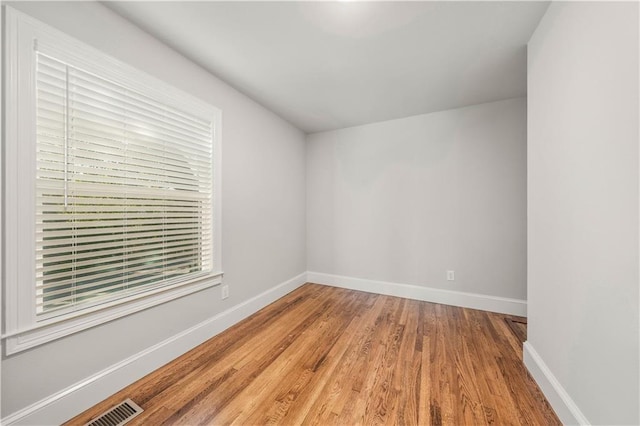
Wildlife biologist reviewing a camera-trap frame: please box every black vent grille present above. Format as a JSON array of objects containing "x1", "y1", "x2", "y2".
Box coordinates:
[{"x1": 86, "y1": 399, "x2": 143, "y2": 426}]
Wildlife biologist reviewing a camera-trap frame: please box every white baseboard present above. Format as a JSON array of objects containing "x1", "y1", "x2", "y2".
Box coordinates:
[
  {"x1": 307, "y1": 272, "x2": 526, "y2": 316},
  {"x1": 2, "y1": 272, "x2": 307, "y2": 426},
  {"x1": 4, "y1": 271, "x2": 526, "y2": 425},
  {"x1": 523, "y1": 341, "x2": 590, "y2": 425}
]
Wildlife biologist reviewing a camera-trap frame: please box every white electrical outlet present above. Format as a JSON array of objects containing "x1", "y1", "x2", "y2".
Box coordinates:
[
  {"x1": 221, "y1": 285, "x2": 229, "y2": 299},
  {"x1": 446, "y1": 270, "x2": 455, "y2": 281}
]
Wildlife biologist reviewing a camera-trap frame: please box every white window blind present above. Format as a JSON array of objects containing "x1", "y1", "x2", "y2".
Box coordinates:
[{"x1": 35, "y1": 52, "x2": 214, "y2": 318}]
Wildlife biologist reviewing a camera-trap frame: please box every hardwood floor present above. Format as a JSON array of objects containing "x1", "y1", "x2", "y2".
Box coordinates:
[
  {"x1": 66, "y1": 284, "x2": 560, "y2": 425},
  {"x1": 505, "y1": 317, "x2": 528, "y2": 345}
]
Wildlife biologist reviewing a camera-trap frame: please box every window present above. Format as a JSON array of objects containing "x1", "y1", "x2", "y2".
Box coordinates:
[{"x1": 4, "y1": 8, "x2": 222, "y2": 354}]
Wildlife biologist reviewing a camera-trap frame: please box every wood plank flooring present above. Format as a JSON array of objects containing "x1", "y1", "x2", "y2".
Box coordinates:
[
  {"x1": 505, "y1": 317, "x2": 528, "y2": 345},
  {"x1": 66, "y1": 283, "x2": 560, "y2": 425}
]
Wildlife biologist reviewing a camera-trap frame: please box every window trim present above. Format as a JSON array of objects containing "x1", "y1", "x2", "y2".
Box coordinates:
[{"x1": 3, "y1": 7, "x2": 223, "y2": 355}]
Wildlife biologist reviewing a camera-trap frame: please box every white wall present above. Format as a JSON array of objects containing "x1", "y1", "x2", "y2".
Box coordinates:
[
  {"x1": 527, "y1": 2, "x2": 639, "y2": 424},
  {"x1": 307, "y1": 98, "x2": 527, "y2": 301},
  {"x1": 1, "y1": 1, "x2": 306, "y2": 420}
]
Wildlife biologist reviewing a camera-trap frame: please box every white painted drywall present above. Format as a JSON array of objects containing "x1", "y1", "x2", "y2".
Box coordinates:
[
  {"x1": 528, "y1": 2, "x2": 639, "y2": 424},
  {"x1": 1, "y1": 1, "x2": 306, "y2": 419},
  {"x1": 307, "y1": 98, "x2": 527, "y2": 300}
]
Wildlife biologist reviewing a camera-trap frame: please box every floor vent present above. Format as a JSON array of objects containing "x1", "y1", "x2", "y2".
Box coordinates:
[{"x1": 85, "y1": 399, "x2": 143, "y2": 426}]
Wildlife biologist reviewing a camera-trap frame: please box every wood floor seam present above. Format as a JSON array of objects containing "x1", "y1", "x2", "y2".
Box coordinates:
[{"x1": 66, "y1": 283, "x2": 560, "y2": 426}]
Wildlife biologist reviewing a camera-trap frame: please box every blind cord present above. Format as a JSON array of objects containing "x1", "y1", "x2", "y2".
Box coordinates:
[{"x1": 64, "y1": 64, "x2": 70, "y2": 209}]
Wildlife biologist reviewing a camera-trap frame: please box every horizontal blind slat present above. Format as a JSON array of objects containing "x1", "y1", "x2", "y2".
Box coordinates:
[
  {"x1": 68, "y1": 85, "x2": 212, "y2": 140},
  {"x1": 37, "y1": 270, "x2": 213, "y2": 315},
  {"x1": 38, "y1": 248, "x2": 206, "y2": 283},
  {"x1": 38, "y1": 265, "x2": 207, "y2": 308},
  {"x1": 37, "y1": 233, "x2": 213, "y2": 257},
  {"x1": 38, "y1": 52, "x2": 211, "y2": 132},
  {"x1": 35, "y1": 51, "x2": 215, "y2": 317},
  {"x1": 67, "y1": 66, "x2": 211, "y2": 132},
  {"x1": 37, "y1": 242, "x2": 211, "y2": 272}
]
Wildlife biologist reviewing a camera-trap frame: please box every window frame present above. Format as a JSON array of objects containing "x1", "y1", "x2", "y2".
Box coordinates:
[{"x1": 3, "y1": 7, "x2": 223, "y2": 355}]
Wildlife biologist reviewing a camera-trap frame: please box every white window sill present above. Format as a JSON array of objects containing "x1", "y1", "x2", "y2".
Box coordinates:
[{"x1": 3, "y1": 272, "x2": 223, "y2": 355}]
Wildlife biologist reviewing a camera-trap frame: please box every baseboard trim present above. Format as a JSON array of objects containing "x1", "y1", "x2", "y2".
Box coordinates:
[
  {"x1": 2, "y1": 272, "x2": 307, "y2": 426},
  {"x1": 307, "y1": 271, "x2": 526, "y2": 316},
  {"x1": 523, "y1": 341, "x2": 590, "y2": 425}
]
